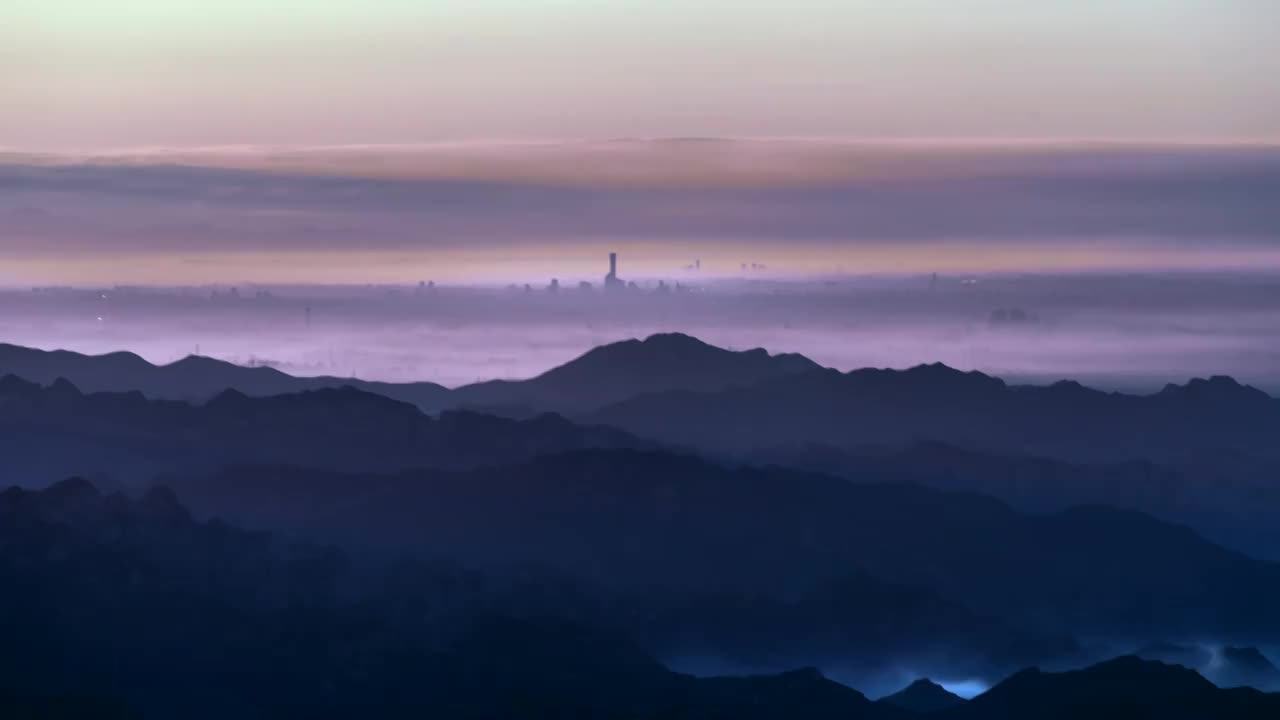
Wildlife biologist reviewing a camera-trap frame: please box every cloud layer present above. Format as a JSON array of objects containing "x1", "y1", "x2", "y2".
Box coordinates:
[{"x1": 2, "y1": 141, "x2": 1278, "y2": 282}]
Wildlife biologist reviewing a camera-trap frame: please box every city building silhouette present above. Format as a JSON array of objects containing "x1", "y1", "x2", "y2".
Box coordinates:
[{"x1": 605, "y1": 252, "x2": 625, "y2": 290}]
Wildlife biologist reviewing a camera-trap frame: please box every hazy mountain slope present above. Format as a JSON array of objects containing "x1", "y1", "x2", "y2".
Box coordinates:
[
  {"x1": 0, "y1": 375, "x2": 646, "y2": 484},
  {"x1": 173, "y1": 450, "x2": 1280, "y2": 642},
  {"x1": 0, "y1": 479, "x2": 910, "y2": 720},
  {"x1": 0, "y1": 334, "x2": 819, "y2": 415},
  {"x1": 0, "y1": 342, "x2": 452, "y2": 410},
  {"x1": 589, "y1": 364, "x2": 1280, "y2": 463},
  {"x1": 745, "y1": 441, "x2": 1280, "y2": 560},
  {"x1": 450, "y1": 332, "x2": 820, "y2": 414},
  {"x1": 6, "y1": 478, "x2": 1279, "y2": 718}
]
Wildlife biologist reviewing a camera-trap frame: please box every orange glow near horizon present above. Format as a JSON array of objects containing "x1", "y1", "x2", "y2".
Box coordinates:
[{"x1": 7, "y1": 240, "x2": 1280, "y2": 288}]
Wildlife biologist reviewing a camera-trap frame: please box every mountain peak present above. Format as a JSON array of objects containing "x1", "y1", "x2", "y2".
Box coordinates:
[
  {"x1": 640, "y1": 332, "x2": 712, "y2": 349},
  {"x1": 167, "y1": 354, "x2": 228, "y2": 369},
  {"x1": 48, "y1": 376, "x2": 83, "y2": 396},
  {"x1": 844, "y1": 363, "x2": 1007, "y2": 396},
  {"x1": 879, "y1": 677, "x2": 966, "y2": 712},
  {"x1": 44, "y1": 476, "x2": 101, "y2": 502},
  {"x1": 139, "y1": 485, "x2": 193, "y2": 524},
  {"x1": 458, "y1": 333, "x2": 822, "y2": 413},
  {"x1": 36, "y1": 477, "x2": 104, "y2": 517},
  {"x1": 986, "y1": 656, "x2": 1215, "y2": 702},
  {"x1": 205, "y1": 387, "x2": 251, "y2": 408},
  {"x1": 0, "y1": 373, "x2": 42, "y2": 393},
  {"x1": 1158, "y1": 375, "x2": 1271, "y2": 405}
]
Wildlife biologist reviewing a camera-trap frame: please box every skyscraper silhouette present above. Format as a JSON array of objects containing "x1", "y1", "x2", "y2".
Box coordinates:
[{"x1": 605, "y1": 252, "x2": 625, "y2": 290}]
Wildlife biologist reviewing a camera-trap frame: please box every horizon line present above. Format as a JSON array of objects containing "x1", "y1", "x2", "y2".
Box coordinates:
[{"x1": 7, "y1": 135, "x2": 1280, "y2": 156}]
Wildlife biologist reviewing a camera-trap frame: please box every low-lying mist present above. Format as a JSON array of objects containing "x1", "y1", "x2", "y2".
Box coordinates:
[
  {"x1": 6, "y1": 271, "x2": 1280, "y2": 392},
  {"x1": 667, "y1": 639, "x2": 1280, "y2": 700}
]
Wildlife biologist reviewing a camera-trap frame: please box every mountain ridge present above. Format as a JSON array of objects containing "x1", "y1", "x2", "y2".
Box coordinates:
[
  {"x1": 4, "y1": 336, "x2": 1272, "y2": 420},
  {"x1": 6, "y1": 478, "x2": 1280, "y2": 719},
  {"x1": 0, "y1": 374, "x2": 649, "y2": 482},
  {"x1": 878, "y1": 678, "x2": 967, "y2": 713},
  {"x1": 169, "y1": 448, "x2": 1280, "y2": 645}
]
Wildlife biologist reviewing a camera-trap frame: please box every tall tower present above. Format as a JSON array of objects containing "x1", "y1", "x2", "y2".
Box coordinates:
[{"x1": 605, "y1": 252, "x2": 623, "y2": 290}]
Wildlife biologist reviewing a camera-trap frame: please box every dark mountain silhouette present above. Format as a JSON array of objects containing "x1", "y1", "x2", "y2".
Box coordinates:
[
  {"x1": 947, "y1": 656, "x2": 1280, "y2": 719},
  {"x1": 1212, "y1": 647, "x2": 1280, "y2": 690},
  {"x1": 171, "y1": 450, "x2": 1280, "y2": 644},
  {"x1": 745, "y1": 441, "x2": 1280, "y2": 560},
  {"x1": 6, "y1": 479, "x2": 1280, "y2": 718},
  {"x1": 583, "y1": 359, "x2": 1280, "y2": 556},
  {"x1": 0, "y1": 334, "x2": 818, "y2": 416},
  {"x1": 444, "y1": 617, "x2": 907, "y2": 720},
  {"x1": 0, "y1": 690, "x2": 138, "y2": 720},
  {"x1": 171, "y1": 460, "x2": 1073, "y2": 674},
  {"x1": 0, "y1": 478, "x2": 913, "y2": 720},
  {"x1": 0, "y1": 341, "x2": 454, "y2": 411},
  {"x1": 0, "y1": 375, "x2": 647, "y2": 483},
  {"x1": 7, "y1": 338, "x2": 1276, "y2": 462},
  {"x1": 748, "y1": 441, "x2": 1189, "y2": 515},
  {"x1": 878, "y1": 678, "x2": 966, "y2": 713},
  {"x1": 589, "y1": 363, "x2": 1280, "y2": 464},
  {"x1": 1094, "y1": 642, "x2": 1280, "y2": 692},
  {"x1": 450, "y1": 332, "x2": 820, "y2": 415},
  {"x1": 11, "y1": 336, "x2": 1280, "y2": 555}
]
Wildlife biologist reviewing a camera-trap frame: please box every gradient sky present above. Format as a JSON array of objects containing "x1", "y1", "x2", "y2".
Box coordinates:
[
  {"x1": 4, "y1": 140, "x2": 1280, "y2": 284},
  {"x1": 5, "y1": 0, "x2": 1279, "y2": 149},
  {"x1": 3, "y1": 2, "x2": 1279, "y2": 285}
]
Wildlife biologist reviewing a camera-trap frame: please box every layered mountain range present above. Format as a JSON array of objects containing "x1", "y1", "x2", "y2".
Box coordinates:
[
  {"x1": 4, "y1": 334, "x2": 1279, "y2": 556},
  {"x1": 5, "y1": 334, "x2": 1280, "y2": 716},
  {"x1": 5, "y1": 479, "x2": 1280, "y2": 719}
]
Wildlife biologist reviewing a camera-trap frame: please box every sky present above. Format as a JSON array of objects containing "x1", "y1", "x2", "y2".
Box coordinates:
[
  {"x1": 3, "y1": 141, "x2": 1279, "y2": 284},
  {"x1": 1, "y1": 1, "x2": 1279, "y2": 284},
  {"x1": 4, "y1": 0, "x2": 1279, "y2": 148}
]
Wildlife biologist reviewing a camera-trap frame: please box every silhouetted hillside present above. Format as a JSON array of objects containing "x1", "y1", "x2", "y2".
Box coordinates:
[
  {"x1": 0, "y1": 479, "x2": 916, "y2": 720},
  {"x1": 5, "y1": 479, "x2": 1278, "y2": 718},
  {"x1": 0, "y1": 335, "x2": 819, "y2": 416},
  {"x1": 0, "y1": 375, "x2": 646, "y2": 483},
  {"x1": 584, "y1": 360, "x2": 1280, "y2": 555},
  {"x1": 451, "y1": 332, "x2": 820, "y2": 414},
  {"x1": 9, "y1": 338, "x2": 1280, "y2": 555},
  {"x1": 8, "y1": 339, "x2": 1276, "y2": 467},
  {"x1": 746, "y1": 441, "x2": 1280, "y2": 560},
  {"x1": 749, "y1": 442, "x2": 1188, "y2": 514},
  {"x1": 878, "y1": 678, "x2": 966, "y2": 713},
  {"x1": 172, "y1": 450, "x2": 1280, "y2": 644},
  {"x1": 1213, "y1": 647, "x2": 1280, "y2": 691},
  {"x1": 0, "y1": 690, "x2": 138, "y2": 720},
  {"x1": 948, "y1": 656, "x2": 1280, "y2": 719},
  {"x1": 0, "y1": 477, "x2": 354, "y2": 718},
  {"x1": 589, "y1": 364, "x2": 1280, "y2": 464},
  {"x1": 0, "y1": 342, "x2": 452, "y2": 410},
  {"x1": 1130, "y1": 642, "x2": 1280, "y2": 691}
]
